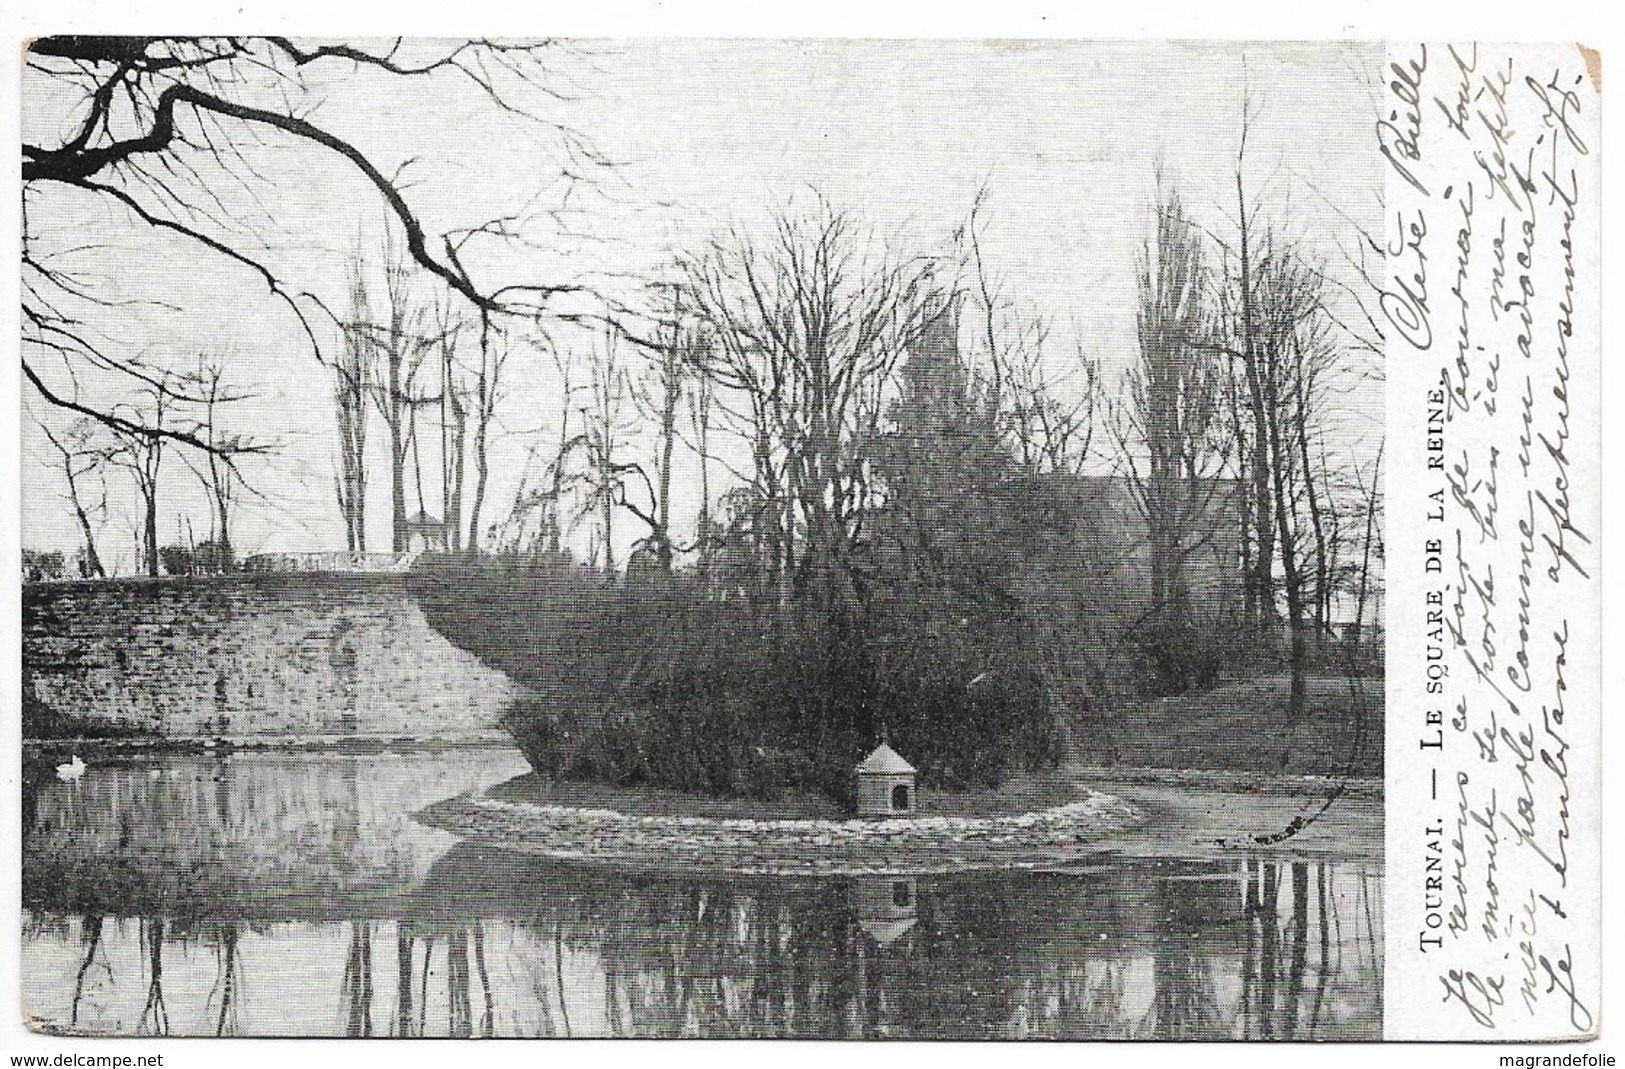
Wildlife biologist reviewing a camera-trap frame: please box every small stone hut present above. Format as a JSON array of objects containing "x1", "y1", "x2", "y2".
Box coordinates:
[{"x1": 855, "y1": 742, "x2": 917, "y2": 817}]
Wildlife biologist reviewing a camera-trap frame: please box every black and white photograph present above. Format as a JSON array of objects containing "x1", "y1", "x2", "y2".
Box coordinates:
[{"x1": 7, "y1": 20, "x2": 1604, "y2": 1054}]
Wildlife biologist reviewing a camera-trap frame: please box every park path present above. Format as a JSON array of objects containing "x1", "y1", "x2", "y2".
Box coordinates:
[{"x1": 1056, "y1": 769, "x2": 1383, "y2": 868}]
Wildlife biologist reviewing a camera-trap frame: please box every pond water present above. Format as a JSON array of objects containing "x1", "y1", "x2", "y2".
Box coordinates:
[{"x1": 21, "y1": 749, "x2": 1382, "y2": 1040}]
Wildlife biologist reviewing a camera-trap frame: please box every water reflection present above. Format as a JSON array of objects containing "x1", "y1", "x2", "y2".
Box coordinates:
[{"x1": 21, "y1": 753, "x2": 1381, "y2": 1039}]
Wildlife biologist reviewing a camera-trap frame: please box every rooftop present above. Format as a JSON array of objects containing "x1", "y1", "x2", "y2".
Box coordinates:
[{"x1": 856, "y1": 742, "x2": 915, "y2": 775}]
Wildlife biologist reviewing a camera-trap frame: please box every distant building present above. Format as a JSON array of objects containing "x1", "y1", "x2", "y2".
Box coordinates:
[
  {"x1": 405, "y1": 512, "x2": 447, "y2": 554},
  {"x1": 890, "y1": 295, "x2": 1245, "y2": 632},
  {"x1": 1034, "y1": 473, "x2": 1245, "y2": 630},
  {"x1": 242, "y1": 552, "x2": 414, "y2": 574}
]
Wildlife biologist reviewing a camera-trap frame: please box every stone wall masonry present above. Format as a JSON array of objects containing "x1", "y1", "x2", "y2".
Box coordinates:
[{"x1": 22, "y1": 574, "x2": 515, "y2": 740}]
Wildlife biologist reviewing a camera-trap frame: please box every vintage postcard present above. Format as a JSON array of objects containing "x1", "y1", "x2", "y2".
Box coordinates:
[{"x1": 6, "y1": 25, "x2": 1603, "y2": 1059}]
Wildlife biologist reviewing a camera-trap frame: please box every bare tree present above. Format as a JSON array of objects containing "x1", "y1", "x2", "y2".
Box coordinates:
[
  {"x1": 679, "y1": 195, "x2": 939, "y2": 614},
  {"x1": 23, "y1": 37, "x2": 605, "y2": 446},
  {"x1": 1227, "y1": 105, "x2": 1277, "y2": 636},
  {"x1": 463, "y1": 324, "x2": 510, "y2": 554},
  {"x1": 39, "y1": 418, "x2": 111, "y2": 578},
  {"x1": 581, "y1": 329, "x2": 630, "y2": 573},
  {"x1": 334, "y1": 262, "x2": 371, "y2": 552},
  {"x1": 1214, "y1": 223, "x2": 1342, "y2": 716},
  {"x1": 688, "y1": 338, "x2": 718, "y2": 569},
  {"x1": 1193, "y1": 90, "x2": 1369, "y2": 721},
  {"x1": 645, "y1": 322, "x2": 687, "y2": 571},
  {"x1": 106, "y1": 383, "x2": 175, "y2": 576},
  {"x1": 179, "y1": 354, "x2": 266, "y2": 570},
  {"x1": 1005, "y1": 336, "x2": 1101, "y2": 478},
  {"x1": 542, "y1": 346, "x2": 581, "y2": 556},
  {"x1": 1255, "y1": 245, "x2": 1327, "y2": 716},
  {"x1": 1113, "y1": 187, "x2": 1229, "y2": 632},
  {"x1": 1349, "y1": 441, "x2": 1384, "y2": 657},
  {"x1": 1290, "y1": 324, "x2": 1341, "y2": 643},
  {"x1": 433, "y1": 300, "x2": 467, "y2": 552},
  {"x1": 497, "y1": 342, "x2": 584, "y2": 558},
  {"x1": 960, "y1": 189, "x2": 1098, "y2": 476},
  {"x1": 621, "y1": 303, "x2": 709, "y2": 572},
  {"x1": 360, "y1": 232, "x2": 433, "y2": 553}
]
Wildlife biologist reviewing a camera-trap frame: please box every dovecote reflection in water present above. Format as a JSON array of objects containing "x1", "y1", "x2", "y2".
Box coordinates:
[{"x1": 21, "y1": 752, "x2": 1381, "y2": 1039}]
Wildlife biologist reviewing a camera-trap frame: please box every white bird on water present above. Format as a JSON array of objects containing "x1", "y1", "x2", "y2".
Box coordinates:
[{"x1": 55, "y1": 755, "x2": 86, "y2": 782}]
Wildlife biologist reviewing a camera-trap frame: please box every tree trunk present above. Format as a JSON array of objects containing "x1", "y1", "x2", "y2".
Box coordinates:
[
  {"x1": 73, "y1": 503, "x2": 105, "y2": 578},
  {"x1": 656, "y1": 362, "x2": 678, "y2": 571},
  {"x1": 1265, "y1": 373, "x2": 1307, "y2": 725},
  {"x1": 1352, "y1": 444, "x2": 1382, "y2": 659},
  {"x1": 448, "y1": 389, "x2": 465, "y2": 554},
  {"x1": 546, "y1": 440, "x2": 565, "y2": 556},
  {"x1": 208, "y1": 450, "x2": 233, "y2": 571},
  {"x1": 1230, "y1": 363, "x2": 1256, "y2": 627},
  {"x1": 410, "y1": 403, "x2": 427, "y2": 525},
  {"x1": 337, "y1": 269, "x2": 370, "y2": 555},
  {"x1": 599, "y1": 444, "x2": 615, "y2": 575},
  {"x1": 1244, "y1": 355, "x2": 1275, "y2": 635},
  {"x1": 1296, "y1": 371, "x2": 1330, "y2": 645},
  {"x1": 1236, "y1": 154, "x2": 1276, "y2": 637},
  {"x1": 695, "y1": 374, "x2": 712, "y2": 571},
  {"x1": 465, "y1": 334, "x2": 497, "y2": 556},
  {"x1": 143, "y1": 489, "x2": 159, "y2": 576},
  {"x1": 216, "y1": 501, "x2": 232, "y2": 570},
  {"x1": 335, "y1": 372, "x2": 367, "y2": 554},
  {"x1": 50, "y1": 437, "x2": 107, "y2": 578},
  {"x1": 467, "y1": 410, "x2": 488, "y2": 556},
  {"x1": 389, "y1": 350, "x2": 407, "y2": 553}
]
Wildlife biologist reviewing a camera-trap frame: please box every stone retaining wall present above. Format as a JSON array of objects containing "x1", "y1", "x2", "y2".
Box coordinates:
[{"x1": 22, "y1": 574, "x2": 515, "y2": 739}]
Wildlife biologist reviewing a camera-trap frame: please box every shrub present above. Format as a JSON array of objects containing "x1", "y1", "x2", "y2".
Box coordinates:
[
  {"x1": 1131, "y1": 620, "x2": 1238, "y2": 696},
  {"x1": 159, "y1": 544, "x2": 194, "y2": 576},
  {"x1": 22, "y1": 549, "x2": 65, "y2": 582},
  {"x1": 414, "y1": 554, "x2": 1064, "y2": 804}
]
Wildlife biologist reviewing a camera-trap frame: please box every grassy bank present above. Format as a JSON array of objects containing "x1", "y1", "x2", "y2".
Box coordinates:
[
  {"x1": 1071, "y1": 673, "x2": 1383, "y2": 778},
  {"x1": 428, "y1": 765, "x2": 1382, "y2": 874},
  {"x1": 484, "y1": 766, "x2": 1081, "y2": 821}
]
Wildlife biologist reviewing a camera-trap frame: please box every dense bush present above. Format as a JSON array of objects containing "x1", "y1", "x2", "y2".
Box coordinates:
[
  {"x1": 1133, "y1": 620, "x2": 1229, "y2": 696},
  {"x1": 862, "y1": 576, "x2": 1063, "y2": 787},
  {"x1": 159, "y1": 544, "x2": 194, "y2": 576},
  {"x1": 414, "y1": 552, "x2": 1063, "y2": 803},
  {"x1": 22, "y1": 549, "x2": 65, "y2": 582}
]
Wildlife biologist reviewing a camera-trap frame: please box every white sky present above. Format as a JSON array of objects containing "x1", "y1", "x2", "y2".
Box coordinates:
[{"x1": 19, "y1": 38, "x2": 1385, "y2": 567}]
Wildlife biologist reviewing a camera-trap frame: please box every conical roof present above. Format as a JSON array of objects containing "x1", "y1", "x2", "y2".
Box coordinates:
[{"x1": 856, "y1": 742, "x2": 915, "y2": 775}]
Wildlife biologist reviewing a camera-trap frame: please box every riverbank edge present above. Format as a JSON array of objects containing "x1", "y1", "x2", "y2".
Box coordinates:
[
  {"x1": 19, "y1": 732, "x2": 1381, "y2": 796},
  {"x1": 20, "y1": 730, "x2": 516, "y2": 758},
  {"x1": 416, "y1": 788, "x2": 1147, "y2": 878},
  {"x1": 411, "y1": 759, "x2": 1384, "y2": 877}
]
